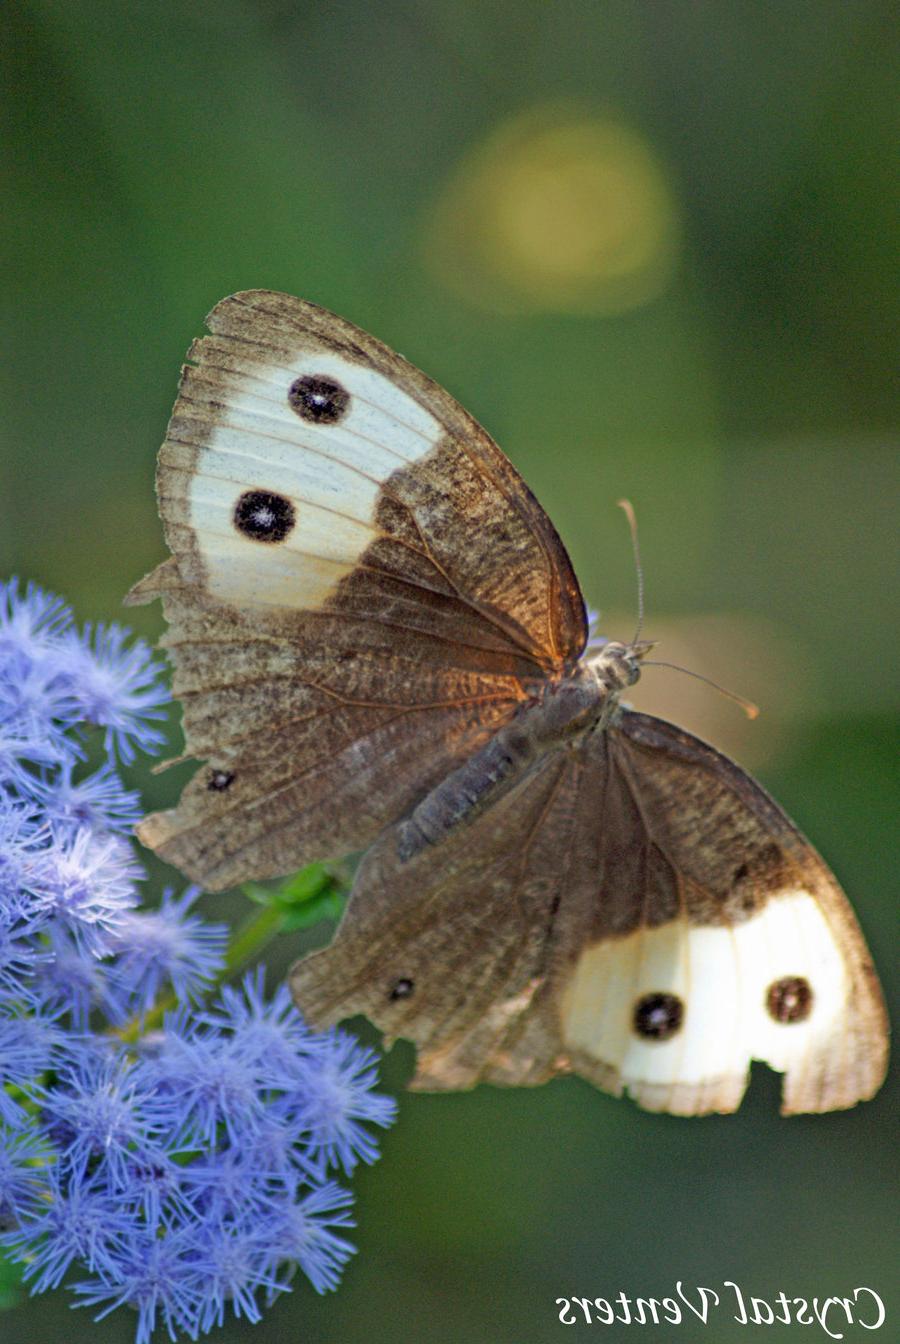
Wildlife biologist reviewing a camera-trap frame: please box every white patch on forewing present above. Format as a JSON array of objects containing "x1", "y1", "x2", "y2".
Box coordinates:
[
  {"x1": 187, "y1": 350, "x2": 441, "y2": 611},
  {"x1": 561, "y1": 891, "x2": 848, "y2": 1109}
]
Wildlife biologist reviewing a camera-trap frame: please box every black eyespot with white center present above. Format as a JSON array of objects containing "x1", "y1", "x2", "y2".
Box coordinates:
[
  {"x1": 207, "y1": 769, "x2": 235, "y2": 792},
  {"x1": 288, "y1": 374, "x2": 349, "y2": 424},
  {"x1": 633, "y1": 991, "x2": 684, "y2": 1041},
  {"x1": 389, "y1": 977, "x2": 414, "y2": 1002},
  {"x1": 233, "y1": 490, "x2": 296, "y2": 543},
  {"x1": 766, "y1": 976, "x2": 813, "y2": 1024}
]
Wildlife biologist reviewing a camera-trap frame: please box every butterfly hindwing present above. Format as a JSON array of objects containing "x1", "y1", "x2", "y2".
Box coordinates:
[
  {"x1": 128, "y1": 291, "x2": 586, "y2": 887},
  {"x1": 590, "y1": 712, "x2": 889, "y2": 1114},
  {"x1": 290, "y1": 712, "x2": 888, "y2": 1115},
  {"x1": 289, "y1": 744, "x2": 583, "y2": 1091}
]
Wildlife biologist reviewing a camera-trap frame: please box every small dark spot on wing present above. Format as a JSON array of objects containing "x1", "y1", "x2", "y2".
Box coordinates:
[
  {"x1": 633, "y1": 991, "x2": 684, "y2": 1041},
  {"x1": 288, "y1": 374, "x2": 350, "y2": 424},
  {"x1": 233, "y1": 490, "x2": 295, "y2": 543},
  {"x1": 766, "y1": 975, "x2": 813, "y2": 1023}
]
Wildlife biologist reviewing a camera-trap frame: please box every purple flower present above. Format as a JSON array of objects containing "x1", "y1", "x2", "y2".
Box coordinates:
[
  {"x1": 1, "y1": 580, "x2": 397, "y2": 1340},
  {"x1": 39, "y1": 1051, "x2": 168, "y2": 1188},
  {"x1": 31, "y1": 762, "x2": 142, "y2": 836},
  {"x1": 585, "y1": 603, "x2": 609, "y2": 652},
  {"x1": 0, "y1": 1126, "x2": 51, "y2": 1220},
  {"x1": 190, "y1": 1221, "x2": 285, "y2": 1332},
  {"x1": 0, "y1": 883, "x2": 50, "y2": 1001},
  {"x1": 237, "y1": 1109, "x2": 322, "y2": 1186},
  {"x1": 289, "y1": 1028, "x2": 398, "y2": 1174},
  {"x1": 0, "y1": 579, "x2": 73, "y2": 667},
  {"x1": 105, "y1": 886, "x2": 227, "y2": 1022},
  {"x1": 71, "y1": 1224, "x2": 205, "y2": 1344},
  {"x1": 34, "y1": 927, "x2": 111, "y2": 1028},
  {"x1": 0, "y1": 716, "x2": 64, "y2": 793},
  {"x1": 0, "y1": 803, "x2": 48, "y2": 900},
  {"x1": 118, "y1": 1150, "x2": 194, "y2": 1232},
  {"x1": 148, "y1": 1020, "x2": 267, "y2": 1148},
  {"x1": 201, "y1": 967, "x2": 320, "y2": 1075},
  {"x1": 2, "y1": 975, "x2": 397, "y2": 1339},
  {"x1": 0, "y1": 651, "x2": 80, "y2": 753},
  {"x1": 0, "y1": 1009, "x2": 67, "y2": 1127},
  {"x1": 7, "y1": 1170, "x2": 141, "y2": 1293},
  {"x1": 29, "y1": 827, "x2": 141, "y2": 956},
  {"x1": 271, "y1": 1181, "x2": 356, "y2": 1294},
  {"x1": 58, "y1": 623, "x2": 168, "y2": 764},
  {"x1": 176, "y1": 1143, "x2": 288, "y2": 1221}
]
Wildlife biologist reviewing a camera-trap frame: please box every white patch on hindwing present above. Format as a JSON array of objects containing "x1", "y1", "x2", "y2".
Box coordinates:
[
  {"x1": 561, "y1": 891, "x2": 847, "y2": 1108},
  {"x1": 187, "y1": 349, "x2": 441, "y2": 611}
]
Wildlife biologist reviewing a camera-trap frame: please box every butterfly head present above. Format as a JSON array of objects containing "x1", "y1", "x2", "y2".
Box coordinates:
[{"x1": 586, "y1": 639, "x2": 655, "y2": 695}]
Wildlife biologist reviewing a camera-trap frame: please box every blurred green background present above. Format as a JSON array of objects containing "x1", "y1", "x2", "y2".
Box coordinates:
[{"x1": 2, "y1": 2, "x2": 897, "y2": 1341}]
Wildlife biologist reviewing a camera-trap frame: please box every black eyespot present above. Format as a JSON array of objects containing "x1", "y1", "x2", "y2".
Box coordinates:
[
  {"x1": 766, "y1": 976, "x2": 813, "y2": 1024},
  {"x1": 233, "y1": 490, "x2": 295, "y2": 543},
  {"x1": 633, "y1": 991, "x2": 684, "y2": 1041},
  {"x1": 389, "y1": 977, "x2": 414, "y2": 1002},
  {"x1": 288, "y1": 374, "x2": 349, "y2": 424},
  {"x1": 732, "y1": 862, "x2": 750, "y2": 886},
  {"x1": 207, "y1": 769, "x2": 234, "y2": 792}
]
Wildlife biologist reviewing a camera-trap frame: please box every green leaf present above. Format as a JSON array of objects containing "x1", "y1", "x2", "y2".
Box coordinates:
[
  {"x1": 279, "y1": 886, "x2": 346, "y2": 930},
  {"x1": 276, "y1": 863, "x2": 335, "y2": 906},
  {"x1": 242, "y1": 882, "x2": 277, "y2": 908},
  {"x1": 240, "y1": 864, "x2": 346, "y2": 932}
]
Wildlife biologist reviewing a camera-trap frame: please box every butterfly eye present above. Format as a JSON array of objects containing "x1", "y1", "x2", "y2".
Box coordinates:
[
  {"x1": 389, "y1": 977, "x2": 414, "y2": 1002},
  {"x1": 766, "y1": 976, "x2": 813, "y2": 1024},
  {"x1": 633, "y1": 991, "x2": 684, "y2": 1041},
  {"x1": 288, "y1": 374, "x2": 350, "y2": 424},
  {"x1": 233, "y1": 490, "x2": 296, "y2": 543},
  {"x1": 207, "y1": 769, "x2": 235, "y2": 792}
]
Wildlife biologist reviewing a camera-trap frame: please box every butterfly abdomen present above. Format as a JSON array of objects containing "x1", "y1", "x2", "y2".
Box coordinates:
[{"x1": 396, "y1": 664, "x2": 610, "y2": 862}]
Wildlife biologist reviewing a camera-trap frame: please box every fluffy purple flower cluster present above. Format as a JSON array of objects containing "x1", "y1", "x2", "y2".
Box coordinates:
[{"x1": 0, "y1": 581, "x2": 397, "y2": 1341}]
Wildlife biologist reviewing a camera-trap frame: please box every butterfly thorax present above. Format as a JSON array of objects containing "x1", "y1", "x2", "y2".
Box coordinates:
[{"x1": 395, "y1": 650, "x2": 640, "y2": 863}]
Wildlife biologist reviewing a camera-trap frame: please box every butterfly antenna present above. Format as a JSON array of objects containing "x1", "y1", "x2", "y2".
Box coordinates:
[
  {"x1": 617, "y1": 499, "x2": 645, "y2": 647},
  {"x1": 617, "y1": 500, "x2": 757, "y2": 719},
  {"x1": 642, "y1": 660, "x2": 760, "y2": 720}
]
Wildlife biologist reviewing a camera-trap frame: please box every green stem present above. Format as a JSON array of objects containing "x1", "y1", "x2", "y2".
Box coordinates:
[{"x1": 223, "y1": 900, "x2": 286, "y2": 975}]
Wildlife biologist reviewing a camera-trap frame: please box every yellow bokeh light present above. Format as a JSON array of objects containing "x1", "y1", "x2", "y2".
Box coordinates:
[{"x1": 425, "y1": 106, "x2": 680, "y2": 315}]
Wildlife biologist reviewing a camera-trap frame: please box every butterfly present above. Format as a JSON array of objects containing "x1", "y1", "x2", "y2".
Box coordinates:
[{"x1": 128, "y1": 290, "x2": 888, "y2": 1115}]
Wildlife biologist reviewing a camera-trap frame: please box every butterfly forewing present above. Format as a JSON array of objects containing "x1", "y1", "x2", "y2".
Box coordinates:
[{"x1": 128, "y1": 291, "x2": 586, "y2": 888}]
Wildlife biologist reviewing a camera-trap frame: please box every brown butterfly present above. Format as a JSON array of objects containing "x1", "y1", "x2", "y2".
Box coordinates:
[{"x1": 128, "y1": 290, "x2": 888, "y2": 1115}]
